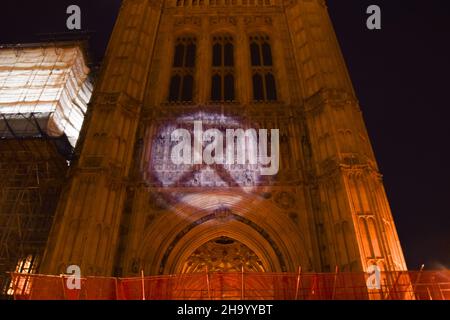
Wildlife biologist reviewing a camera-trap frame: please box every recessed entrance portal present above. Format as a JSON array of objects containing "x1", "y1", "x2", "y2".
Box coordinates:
[{"x1": 180, "y1": 237, "x2": 266, "y2": 273}]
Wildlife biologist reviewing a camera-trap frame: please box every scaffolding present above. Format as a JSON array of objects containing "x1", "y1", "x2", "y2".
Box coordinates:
[
  {"x1": 0, "y1": 135, "x2": 70, "y2": 296},
  {"x1": 0, "y1": 43, "x2": 92, "y2": 297}
]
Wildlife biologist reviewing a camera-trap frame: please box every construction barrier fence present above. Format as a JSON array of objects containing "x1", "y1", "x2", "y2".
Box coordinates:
[{"x1": 7, "y1": 270, "x2": 450, "y2": 300}]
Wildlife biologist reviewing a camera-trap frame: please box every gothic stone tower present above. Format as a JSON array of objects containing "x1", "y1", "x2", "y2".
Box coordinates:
[{"x1": 40, "y1": 0, "x2": 407, "y2": 277}]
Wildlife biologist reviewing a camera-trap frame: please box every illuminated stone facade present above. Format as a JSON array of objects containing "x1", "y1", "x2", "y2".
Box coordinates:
[{"x1": 40, "y1": 0, "x2": 407, "y2": 277}]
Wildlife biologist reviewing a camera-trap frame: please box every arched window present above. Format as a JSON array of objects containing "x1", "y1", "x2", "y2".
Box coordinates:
[
  {"x1": 252, "y1": 74, "x2": 264, "y2": 101},
  {"x1": 251, "y1": 42, "x2": 261, "y2": 66},
  {"x1": 224, "y1": 74, "x2": 235, "y2": 101},
  {"x1": 211, "y1": 74, "x2": 221, "y2": 101},
  {"x1": 173, "y1": 44, "x2": 184, "y2": 67},
  {"x1": 211, "y1": 35, "x2": 236, "y2": 102},
  {"x1": 168, "y1": 75, "x2": 181, "y2": 101},
  {"x1": 213, "y1": 43, "x2": 222, "y2": 67},
  {"x1": 224, "y1": 43, "x2": 234, "y2": 66},
  {"x1": 168, "y1": 36, "x2": 197, "y2": 103},
  {"x1": 181, "y1": 75, "x2": 194, "y2": 101},
  {"x1": 262, "y1": 42, "x2": 273, "y2": 66},
  {"x1": 265, "y1": 73, "x2": 277, "y2": 100},
  {"x1": 249, "y1": 35, "x2": 278, "y2": 102}
]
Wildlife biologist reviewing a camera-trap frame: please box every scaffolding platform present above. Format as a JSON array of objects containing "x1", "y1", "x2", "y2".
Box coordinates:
[{"x1": 0, "y1": 136, "x2": 70, "y2": 296}]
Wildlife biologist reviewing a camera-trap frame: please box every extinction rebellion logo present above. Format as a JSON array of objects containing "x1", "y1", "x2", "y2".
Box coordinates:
[
  {"x1": 146, "y1": 112, "x2": 280, "y2": 219},
  {"x1": 169, "y1": 120, "x2": 280, "y2": 176}
]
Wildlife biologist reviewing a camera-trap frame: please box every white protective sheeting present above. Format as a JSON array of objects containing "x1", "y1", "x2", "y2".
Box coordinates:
[{"x1": 0, "y1": 45, "x2": 93, "y2": 146}]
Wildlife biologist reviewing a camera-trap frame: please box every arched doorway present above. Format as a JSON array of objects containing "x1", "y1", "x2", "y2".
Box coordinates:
[
  {"x1": 135, "y1": 190, "x2": 314, "y2": 276},
  {"x1": 180, "y1": 236, "x2": 266, "y2": 273}
]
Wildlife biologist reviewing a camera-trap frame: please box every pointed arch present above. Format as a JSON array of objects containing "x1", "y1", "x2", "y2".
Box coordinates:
[
  {"x1": 167, "y1": 36, "x2": 197, "y2": 103},
  {"x1": 252, "y1": 73, "x2": 264, "y2": 101},
  {"x1": 213, "y1": 43, "x2": 222, "y2": 66},
  {"x1": 211, "y1": 74, "x2": 222, "y2": 101},
  {"x1": 181, "y1": 75, "x2": 194, "y2": 101},
  {"x1": 262, "y1": 42, "x2": 273, "y2": 66},
  {"x1": 250, "y1": 42, "x2": 261, "y2": 66},
  {"x1": 211, "y1": 34, "x2": 235, "y2": 102},
  {"x1": 249, "y1": 34, "x2": 278, "y2": 102},
  {"x1": 367, "y1": 218, "x2": 382, "y2": 258},
  {"x1": 224, "y1": 73, "x2": 235, "y2": 101},
  {"x1": 265, "y1": 73, "x2": 277, "y2": 101}
]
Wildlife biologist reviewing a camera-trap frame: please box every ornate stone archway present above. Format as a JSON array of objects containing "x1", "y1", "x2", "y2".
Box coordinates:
[
  {"x1": 132, "y1": 189, "x2": 314, "y2": 276},
  {"x1": 180, "y1": 236, "x2": 266, "y2": 273},
  {"x1": 160, "y1": 208, "x2": 286, "y2": 274}
]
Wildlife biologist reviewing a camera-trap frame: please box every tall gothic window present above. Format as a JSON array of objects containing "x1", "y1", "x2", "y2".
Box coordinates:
[
  {"x1": 168, "y1": 36, "x2": 197, "y2": 103},
  {"x1": 211, "y1": 35, "x2": 235, "y2": 102},
  {"x1": 250, "y1": 35, "x2": 277, "y2": 102}
]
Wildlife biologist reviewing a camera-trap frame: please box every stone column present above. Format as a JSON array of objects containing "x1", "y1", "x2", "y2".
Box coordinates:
[{"x1": 285, "y1": 0, "x2": 407, "y2": 272}]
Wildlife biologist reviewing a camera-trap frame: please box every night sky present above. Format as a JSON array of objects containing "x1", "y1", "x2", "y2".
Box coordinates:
[{"x1": 0, "y1": 0, "x2": 449, "y2": 270}]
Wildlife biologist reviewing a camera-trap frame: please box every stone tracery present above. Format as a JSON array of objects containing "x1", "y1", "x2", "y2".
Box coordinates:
[{"x1": 181, "y1": 236, "x2": 265, "y2": 273}]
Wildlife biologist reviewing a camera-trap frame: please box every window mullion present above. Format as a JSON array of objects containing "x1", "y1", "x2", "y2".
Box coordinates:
[{"x1": 222, "y1": 50, "x2": 227, "y2": 100}]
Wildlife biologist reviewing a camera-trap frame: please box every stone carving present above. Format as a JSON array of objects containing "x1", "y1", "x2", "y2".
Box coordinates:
[
  {"x1": 131, "y1": 258, "x2": 141, "y2": 273},
  {"x1": 213, "y1": 207, "x2": 234, "y2": 222},
  {"x1": 158, "y1": 211, "x2": 288, "y2": 273},
  {"x1": 288, "y1": 211, "x2": 298, "y2": 223},
  {"x1": 149, "y1": 192, "x2": 170, "y2": 211},
  {"x1": 175, "y1": 16, "x2": 201, "y2": 26},
  {"x1": 82, "y1": 156, "x2": 103, "y2": 168},
  {"x1": 209, "y1": 16, "x2": 237, "y2": 26},
  {"x1": 145, "y1": 214, "x2": 156, "y2": 229},
  {"x1": 274, "y1": 191, "x2": 296, "y2": 209},
  {"x1": 243, "y1": 16, "x2": 273, "y2": 26},
  {"x1": 181, "y1": 237, "x2": 265, "y2": 273}
]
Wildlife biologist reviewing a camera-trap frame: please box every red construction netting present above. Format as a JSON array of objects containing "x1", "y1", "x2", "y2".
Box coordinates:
[{"x1": 7, "y1": 270, "x2": 450, "y2": 300}]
